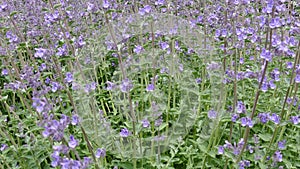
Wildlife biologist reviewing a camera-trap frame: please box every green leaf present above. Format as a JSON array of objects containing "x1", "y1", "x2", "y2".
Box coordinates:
[
  {"x1": 258, "y1": 133, "x2": 272, "y2": 142},
  {"x1": 118, "y1": 162, "x2": 133, "y2": 169},
  {"x1": 10, "y1": 11, "x2": 18, "y2": 17},
  {"x1": 53, "y1": 4, "x2": 62, "y2": 9}
]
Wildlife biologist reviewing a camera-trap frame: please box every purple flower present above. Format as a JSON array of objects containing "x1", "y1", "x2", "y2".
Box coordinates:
[
  {"x1": 65, "y1": 72, "x2": 73, "y2": 83},
  {"x1": 278, "y1": 140, "x2": 286, "y2": 150},
  {"x1": 133, "y1": 45, "x2": 144, "y2": 54},
  {"x1": 208, "y1": 110, "x2": 217, "y2": 119},
  {"x1": 106, "y1": 81, "x2": 116, "y2": 90},
  {"x1": 218, "y1": 146, "x2": 224, "y2": 154},
  {"x1": 142, "y1": 119, "x2": 150, "y2": 128},
  {"x1": 223, "y1": 138, "x2": 245, "y2": 155},
  {"x1": 247, "y1": 145, "x2": 254, "y2": 153},
  {"x1": 6, "y1": 31, "x2": 19, "y2": 43},
  {"x1": 155, "y1": 117, "x2": 163, "y2": 126},
  {"x1": 153, "y1": 135, "x2": 166, "y2": 141},
  {"x1": 260, "y1": 48, "x2": 272, "y2": 62},
  {"x1": 155, "y1": 0, "x2": 165, "y2": 6},
  {"x1": 273, "y1": 150, "x2": 283, "y2": 162},
  {"x1": 39, "y1": 63, "x2": 47, "y2": 72},
  {"x1": 290, "y1": 116, "x2": 300, "y2": 124},
  {"x1": 34, "y1": 48, "x2": 48, "y2": 59},
  {"x1": 269, "y1": 113, "x2": 280, "y2": 124},
  {"x1": 195, "y1": 78, "x2": 202, "y2": 84},
  {"x1": 0, "y1": 144, "x2": 8, "y2": 151},
  {"x1": 286, "y1": 62, "x2": 294, "y2": 69},
  {"x1": 295, "y1": 74, "x2": 300, "y2": 83},
  {"x1": 240, "y1": 117, "x2": 254, "y2": 128},
  {"x1": 84, "y1": 82, "x2": 97, "y2": 93},
  {"x1": 95, "y1": 148, "x2": 106, "y2": 158},
  {"x1": 60, "y1": 158, "x2": 81, "y2": 169},
  {"x1": 160, "y1": 42, "x2": 169, "y2": 50},
  {"x1": 71, "y1": 114, "x2": 80, "y2": 125},
  {"x1": 231, "y1": 113, "x2": 240, "y2": 122},
  {"x1": 269, "y1": 17, "x2": 281, "y2": 28},
  {"x1": 269, "y1": 80, "x2": 276, "y2": 89},
  {"x1": 0, "y1": 3, "x2": 7, "y2": 12},
  {"x1": 237, "y1": 101, "x2": 246, "y2": 114},
  {"x1": 239, "y1": 160, "x2": 250, "y2": 169},
  {"x1": 102, "y1": 0, "x2": 110, "y2": 9},
  {"x1": 146, "y1": 83, "x2": 155, "y2": 92},
  {"x1": 56, "y1": 44, "x2": 67, "y2": 57},
  {"x1": 270, "y1": 68, "x2": 280, "y2": 81},
  {"x1": 51, "y1": 151, "x2": 61, "y2": 167},
  {"x1": 53, "y1": 144, "x2": 69, "y2": 154},
  {"x1": 258, "y1": 113, "x2": 270, "y2": 123},
  {"x1": 139, "y1": 6, "x2": 151, "y2": 15},
  {"x1": 1, "y1": 69, "x2": 8, "y2": 76},
  {"x1": 68, "y1": 135, "x2": 78, "y2": 148},
  {"x1": 51, "y1": 82, "x2": 61, "y2": 92},
  {"x1": 120, "y1": 128, "x2": 131, "y2": 137},
  {"x1": 82, "y1": 157, "x2": 92, "y2": 169},
  {"x1": 120, "y1": 78, "x2": 133, "y2": 93}
]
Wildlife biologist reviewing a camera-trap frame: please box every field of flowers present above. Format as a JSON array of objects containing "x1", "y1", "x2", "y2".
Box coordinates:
[{"x1": 0, "y1": 0, "x2": 300, "y2": 168}]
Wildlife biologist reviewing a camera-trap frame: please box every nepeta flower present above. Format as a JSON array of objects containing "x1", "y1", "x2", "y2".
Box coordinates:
[
  {"x1": 84, "y1": 82, "x2": 97, "y2": 93},
  {"x1": 290, "y1": 116, "x2": 300, "y2": 124},
  {"x1": 195, "y1": 78, "x2": 202, "y2": 84},
  {"x1": 269, "y1": 17, "x2": 281, "y2": 28},
  {"x1": 258, "y1": 113, "x2": 269, "y2": 123},
  {"x1": 51, "y1": 151, "x2": 61, "y2": 167},
  {"x1": 269, "y1": 80, "x2": 276, "y2": 89},
  {"x1": 269, "y1": 113, "x2": 280, "y2": 124},
  {"x1": 155, "y1": 0, "x2": 165, "y2": 6},
  {"x1": 208, "y1": 110, "x2": 217, "y2": 119},
  {"x1": 232, "y1": 113, "x2": 240, "y2": 122},
  {"x1": 142, "y1": 119, "x2": 150, "y2": 128},
  {"x1": 82, "y1": 157, "x2": 92, "y2": 169},
  {"x1": 43, "y1": 119, "x2": 66, "y2": 141},
  {"x1": 237, "y1": 101, "x2": 246, "y2": 114},
  {"x1": 260, "y1": 48, "x2": 272, "y2": 62},
  {"x1": 155, "y1": 117, "x2": 163, "y2": 126},
  {"x1": 95, "y1": 148, "x2": 106, "y2": 158},
  {"x1": 0, "y1": 144, "x2": 8, "y2": 151},
  {"x1": 87, "y1": 3, "x2": 95, "y2": 12},
  {"x1": 160, "y1": 42, "x2": 169, "y2": 50},
  {"x1": 51, "y1": 82, "x2": 61, "y2": 92},
  {"x1": 133, "y1": 45, "x2": 144, "y2": 54},
  {"x1": 153, "y1": 135, "x2": 166, "y2": 141},
  {"x1": 71, "y1": 114, "x2": 79, "y2": 125},
  {"x1": 60, "y1": 158, "x2": 81, "y2": 169},
  {"x1": 218, "y1": 146, "x2": 224, "y2": 154},
  {"x1": 0, "y1": 3, "x2": 7, "y2": 12},
  {"x1": 286, "y1": 62, "x2": 293, "y2": 69},
  {"x1": 240, "y1": 117, "x2": 254, "y2": 128},
  {"x1": 68, "y1": 135, "x2": 78, "y2": 148},
  {"x1": 53, "y1": 144, "x2": 69, "y2": 155},
  {"x1": 295, "y1": 74, "x2": 300, "y2": 83},
  {"x1": 103, "y1": 0, "x2": 110, "y2": 9},
  {"x1": 65, "y1": 72, "x2": 73, "y2": 83},
  {"x1": 120, "y1": 78, "x2": 133, "y2": 93},
  {"x1": 120, "y1": 128, "x2": 131, "y2": 137},
  {"x1": 278, "y1": 140, "x2": 286, "y2": 150},
  {"x1": 1, "y1": 69, "x2": 8, "y2": 76},
  {"x1": 146, "y1": 83, "x2": 155, "y2": 92},
  {"x1": 223, "y1": 138, "x2": 245, "y2": 155},
  {"x1": 273, "y1": 150, "x2": 283, "y2": 162},
  {"x1": 139, "y1": 5, "x2": 151, "y2": 15},
  {"x1": 238, "y1": 160, "x2": 250, "y2": 169},
  {"x1": 34, "y1": 48, "x2": 48, "y2": 59},
  {"x1": 106, "y1": 81, "x2": 116, "y2": 90}
]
